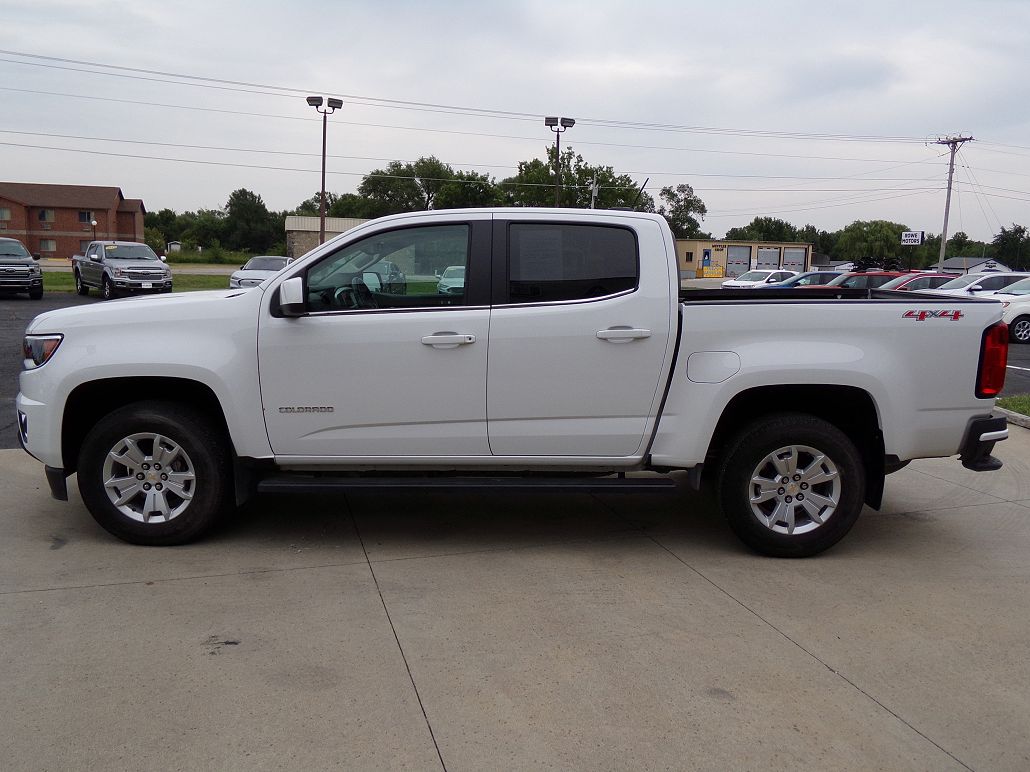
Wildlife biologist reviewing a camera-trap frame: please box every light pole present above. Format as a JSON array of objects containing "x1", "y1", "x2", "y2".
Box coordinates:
[
  {"x1": 544, "y1": 116, "x2": 575, "y2": 207},
  {"x1": 306, "y1": 95, "x2": 344, "y2": 245},
  {"x1": 90, "y1": 219, "x2": 97, "y2": 240}
]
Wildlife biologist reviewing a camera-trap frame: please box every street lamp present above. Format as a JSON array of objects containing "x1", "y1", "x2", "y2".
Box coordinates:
[
  {"x1": 306, "y1": 95, "x2": 344, "y2": 244},
  {"x1": 544, "y1": 116, "x2": 575, "y2": 207},
  {"x1": 90, "y1": 219, "x2": 97, "y2": 240}
]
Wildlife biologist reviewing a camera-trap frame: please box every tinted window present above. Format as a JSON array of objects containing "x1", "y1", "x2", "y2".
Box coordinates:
[
  {"x1": 306, "y1": 224, "x2": 469, "y2": 312},
  {"x1": 244, "y1": 257, "x2": 289, "y2": 271},
  {"x1": 867, "y1": 275, "x2": 899, "y2": 288},
  {"x1": 839, "y1": 276, "x2": 869, "y2": 288},
  {"x1": 508, "y1": 224, "x2": 637, "y2": 303}
]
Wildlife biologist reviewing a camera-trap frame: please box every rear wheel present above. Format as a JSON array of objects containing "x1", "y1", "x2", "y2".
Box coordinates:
[
  {"x1": 75, "y1": 271, "x2": 89, "y2": 296},
  {"x1": 717, "y1": 414, "x2": 866, "y2": 557},
  {"x1": 77, "y1": 402, "x2": 232, "y2": 545},
  {"x1": 1009, "y1": 315, "x2": 1030, "y2": 344}
]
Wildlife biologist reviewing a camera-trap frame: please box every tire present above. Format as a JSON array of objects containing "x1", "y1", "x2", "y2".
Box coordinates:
[
  {"x1": 101, "y1": 276, "x2": 115, "y2": 300},
  {"x1": 77, "y1": 401, "x2": 232, "y2": 545},
  {"x1": 717, "y1": 413, "x2": 866, "y2": 558},
  {"x1": 29, "y1": 286, "x2": 43, "y2": 300},
  {"x1": 1009, "y1": 315, "x2": 1030, "y2": 344},
  {"x1": 75, "y1": 271, "x2": 89, "y2": 296}
]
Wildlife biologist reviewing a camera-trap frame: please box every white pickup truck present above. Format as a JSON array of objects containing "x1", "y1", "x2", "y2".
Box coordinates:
[{"x1": 17, "y1": 209, "x2": 1010, "y2": 556}]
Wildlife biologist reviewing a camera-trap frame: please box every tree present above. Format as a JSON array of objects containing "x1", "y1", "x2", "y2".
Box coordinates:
[
  {"x1": 223, "y1": 188, "x2": 275, "y2": 252},
  {"x1": 143, "y1": 226, "x2": 165, "y2": 254},
  {"x1": 992, "y1": 224, "x2": 1029, "y2": 270},
  {"x1": 658, "y1": 184, "x2": 708, "y2": 238},
  {"x1": 294, "y1": 191, "x2": 340, "y2": 216},
  {"x1": 724, "y1": 217, "x2": 798, "y2": 242},
  {"x1": 358, "y1": 156, "x2": 456, "y2": 215},
  {"x1": 833, "y1": 220, "x2": 907, "y2": 269},
  {"x1": 435, "y1": 170, "x2": 502, "y2": 209},
  {"x1": 796, "y1": 224, "x2": 837, "y2": 256}
]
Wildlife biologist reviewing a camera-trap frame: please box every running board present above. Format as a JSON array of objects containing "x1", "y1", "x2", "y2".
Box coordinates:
[{"x1": 257, "y1": 474, "x2": 677, "y2": 495}]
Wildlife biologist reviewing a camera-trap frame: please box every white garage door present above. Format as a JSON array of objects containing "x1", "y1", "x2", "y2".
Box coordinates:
[{"x1": 726, "y1": 246, "x2": 751, "y2": 277}]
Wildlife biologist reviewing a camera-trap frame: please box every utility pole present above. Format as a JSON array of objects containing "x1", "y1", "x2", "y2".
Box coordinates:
[
  {"x1": 934, "y1": 135, "x2": 974, "y2": 270},
  {"x1": 589, "y1": 175, "x2": 599, "y2": 209}
]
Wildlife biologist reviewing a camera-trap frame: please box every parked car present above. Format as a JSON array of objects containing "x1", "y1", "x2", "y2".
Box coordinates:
[
  {"x1": 807, "y1": 271, "x2": 906, "y2": 289},
  {"x1": 230, "y1": 256, "x2": 292, "y2": 289},
  {"x1": 73, "y1": 241, "x2": 172, "y2": 299},
  {"x1": 987, "y1": 278, "x2": 1030, "y2": 343},
  {"x1": 721, "y1": 269, "x2": 798, "y2": 288},
  {"x1": 765, "y1": 271, "x2": 843, "y2": 288},
  {"x1": 0, "y1": 236, "x2": 43, "y2": 299},
  {"x1": 18, "y1": 208, "x2": 1009, "y2": 558},
  {"x1": 920, "y1": 272, "x2": 1030, "y2": 297},
  {"x1": 878, "y1": 273, "x2": 953, "y2": 292},
  {"x1": 437, "y1": 264, "x2": 466, "y2": 295}
]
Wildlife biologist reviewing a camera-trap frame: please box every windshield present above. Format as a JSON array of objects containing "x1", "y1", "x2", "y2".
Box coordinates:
[
  {"x1": 243, "y1": 257, "x2": 288, "y2": 271},
  {"x1": 999, "y1": 278, "x2": 1030, "y2": 296},
  {"x1": 104, "y1": 244, "x2": 159, "y2": 260},
  {"x1": 737, "y1": 271, "x2": 771, "y2": 282},
  {"x1": 442, "y1": 266, "x2": 465, "y2": 279},
  {"x1": 0, "y1": 240, "x2": 31, "y2": 258},
  {"x1": 937, "y1": 274, "x2": 984, "y2": 290}
]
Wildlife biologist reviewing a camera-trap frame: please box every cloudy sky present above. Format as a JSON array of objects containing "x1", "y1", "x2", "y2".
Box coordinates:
[{"x1": 4, "y1": 0, "x2": 1029, "y2": 240}]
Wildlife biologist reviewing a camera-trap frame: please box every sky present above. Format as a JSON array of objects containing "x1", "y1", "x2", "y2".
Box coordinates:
[{"x1": 3, "y1": 0, "x2": 1030, "y2": 241}]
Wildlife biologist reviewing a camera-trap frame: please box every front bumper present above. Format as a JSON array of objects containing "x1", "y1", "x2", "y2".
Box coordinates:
[
  {"x1": 113, "y1": 278, "x2": 173, "y2": 292},
  {"x1": 958, "y1": 415, "x2": 1007, "y2": 471},
  {"x1": 0, "y1": 276, "x2": 43, "y2": 291}
]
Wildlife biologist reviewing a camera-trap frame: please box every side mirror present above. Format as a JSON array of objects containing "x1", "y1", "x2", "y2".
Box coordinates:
[
  {"x1": 90, "y1": 254, "x2": 101, "y2": 262},
  {"x1": 362, "y1": 271, "x2": 382, "y2": 292},
  {"x1": 968, "y1": 285, "x2": 983, "y2": 293},
  {"x1": 160, "y1": 255, "x2": 167, "y2": 262},
  {"x1": 240, "y1": 264, "x2": 246, "y2": 270},
  {"x1": 31, "y1": 253, "x2": 40, "y2": 260},
  {"x1": 278, "y1": 276, "x2": 306, "y2": 317}
]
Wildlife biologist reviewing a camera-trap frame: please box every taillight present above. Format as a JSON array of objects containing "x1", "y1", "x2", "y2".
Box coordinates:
[{"x1": 976, "y1": 322, "x2": 1008, "y2": 398}]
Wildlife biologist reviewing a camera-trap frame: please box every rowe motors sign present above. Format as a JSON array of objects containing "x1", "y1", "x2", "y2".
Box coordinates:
[{"x1": 901, "y1": 231, "x2": 925, "y2": 245}]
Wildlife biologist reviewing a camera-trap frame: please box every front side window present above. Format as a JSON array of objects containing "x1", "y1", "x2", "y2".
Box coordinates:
[
  {"x1": 306, "y1": 224, "x2": 470, "y2": 312},
  {"x1": 839, "y1": 275, "x2": 869, "y2": 288},
  {"x1": 507, "y1": 223, "x2": 637, "y2": 304},
  {"x1": 38, "y1": 209, "x2": 54, "y2": 222}
]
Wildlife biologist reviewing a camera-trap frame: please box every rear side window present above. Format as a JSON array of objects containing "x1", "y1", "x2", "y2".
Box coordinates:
[{"x1": 507, "y1": 223, "x2": 637, "y2": 304}]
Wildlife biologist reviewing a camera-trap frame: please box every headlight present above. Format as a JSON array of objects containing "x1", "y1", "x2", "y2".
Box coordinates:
[
  {"x1": 23, "y1": 334, "x2": 63, "y2": 369},
  {"x1": 111, "y1": 268, "x2": 124, "y2": 277},
  {"x1": 30, "y1": 264, "x2": 41, "y2": 275}
]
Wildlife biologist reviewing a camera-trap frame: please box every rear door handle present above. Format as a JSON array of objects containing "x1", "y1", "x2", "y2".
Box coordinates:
[
  {"x1": 596, "y1": 327, "x2": 651, "y2": 343},
  {"x1": 421, "y1": 333, "x2": 476, "y2": 348}
]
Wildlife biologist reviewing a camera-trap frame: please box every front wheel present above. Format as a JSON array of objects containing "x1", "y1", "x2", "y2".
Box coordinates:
[
  {"x1": 1009, "y1": 315, "x2": 1030, "y2": 344},
  {"x1": 717, "y1": 414, "x2": 866, "y2": 557},
  {"x1": 101, "y1": 276, "x2": 116, "y2": 300},
  {"x1": 28, "y1": 286, "x2": 43, "y2": 300},
  {"x1": 77, "y1": 402, "x2": 233, "y2": 545}
]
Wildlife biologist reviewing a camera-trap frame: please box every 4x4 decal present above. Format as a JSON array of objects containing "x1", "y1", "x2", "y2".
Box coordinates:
[{"x1": 903, "y1": 310, "x2": 964, "y2": 321}]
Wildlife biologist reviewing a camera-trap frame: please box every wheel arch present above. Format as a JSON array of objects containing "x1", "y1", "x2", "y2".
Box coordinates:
[
  {"x1": 705, "y1": 384, "x2": 886, "y2": 509},
  {"x1": 62, "y1": 377, "x2": 232, "y2": 476}
]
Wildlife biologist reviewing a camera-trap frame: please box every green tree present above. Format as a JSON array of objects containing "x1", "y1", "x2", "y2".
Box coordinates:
[
  {"x1": 992, "y1": 224, "x2": 1029, "y2": 269},
  {"x1": 725, "y1": 217, "x2": 799, "y2": 242},
  {"x1": 833, "y1": 220, "x2": 907, "y2": 269},
  {"x1": 328, "y1": 193, "x2": 373, "y2": 218},
  {"x1": 294, "y1": 191, "x2": 340, "y2": 216},
  {"x1": 796, "y1": 224, "x2": 837, "y2": 255},
  {"x1": 658, "y1": 184, "x2": 708, "y2": 238},
  {"x1": 435, "y1": 170, "x2": 502, "y2": 209},
  {"x1": 223, "y1": 188, "x2": 275, "y2": 252},
  {"x1": 358, "y1": 156, "x2": 456, "y2": 215},
  {"x1": 143, "y1": 226, "x2": 166, "y2": 254}
]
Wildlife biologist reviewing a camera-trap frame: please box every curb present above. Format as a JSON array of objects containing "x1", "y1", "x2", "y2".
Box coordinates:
[{"x1": 996, "y1": 406, "x2": 1030, "y2": 430}]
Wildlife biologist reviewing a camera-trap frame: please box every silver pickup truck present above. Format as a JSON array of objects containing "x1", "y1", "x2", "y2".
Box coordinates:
[
  {"x1": 0, "y1": 237, "x2": 43, "y2": 299},
  {"x1": 72, "y1": 241, "x2": 173, "y2": 299}
]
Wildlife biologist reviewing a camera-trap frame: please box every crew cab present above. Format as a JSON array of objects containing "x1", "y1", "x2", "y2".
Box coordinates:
[
  {"x1": 18, "y1": 209, "x2": 1010, "y2": 557},
  {"x1": 0, "y1": 237, "x2": 43, "y2": 299},
  {"x1": 72, "y1": 241, "x2": 173, "y2": 299}
]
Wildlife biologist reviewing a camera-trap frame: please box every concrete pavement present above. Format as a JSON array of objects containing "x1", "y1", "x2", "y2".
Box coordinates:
[{"x1": 2, "y1": 427, "x2": 1030, "y2": 770}]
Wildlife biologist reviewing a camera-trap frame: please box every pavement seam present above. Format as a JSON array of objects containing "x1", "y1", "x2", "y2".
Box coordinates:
[
  {"x1": 347, "y1": 496, "x2": 448, "y2": 772},
  {"x1": 587, "y1": 493, "x2": 975, "y2": 772}
]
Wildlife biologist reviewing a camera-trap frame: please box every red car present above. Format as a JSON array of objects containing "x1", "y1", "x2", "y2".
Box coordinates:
[
  {"x1": 801, "y1": 271, "x2": 906, "y2": 289},
  {"x1": 877, "y1": 273, "x2": 953, "y2": 292}
]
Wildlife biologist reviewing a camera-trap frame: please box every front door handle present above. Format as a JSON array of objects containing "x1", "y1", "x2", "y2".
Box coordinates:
[
  {"x1": 596, "y1": 327, "x2": 651, "y2": 343},
  {"x1": 421, "y1": 333, "x2": 476, "y2": 349}
]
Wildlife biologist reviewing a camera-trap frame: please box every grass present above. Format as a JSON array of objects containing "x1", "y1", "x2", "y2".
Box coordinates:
[
  {"x1": 165, "y1": 248, "x2": 284, "y2": 266},
  {"x1": 997, "y1": 394, "x2": 1030, "y2": 417},
  {"x1": 44, "y1": 273, "x2": 228, "y2": 293}
]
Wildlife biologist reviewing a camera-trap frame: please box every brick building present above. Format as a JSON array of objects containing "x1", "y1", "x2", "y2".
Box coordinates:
[{"x1": 0, "y1": 182, "x2": 145, "y2": 259}]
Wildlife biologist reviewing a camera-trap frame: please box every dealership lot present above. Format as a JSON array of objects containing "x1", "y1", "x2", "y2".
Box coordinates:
[{"x1": 3, "y1": 291, "x2": 1030, "y2": 769}]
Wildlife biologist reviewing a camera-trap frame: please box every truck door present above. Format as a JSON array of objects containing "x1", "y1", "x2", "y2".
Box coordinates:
[
  {"x1": 83, "y1": 243, "x2": 100, "y2": 285},
  {"x1": 259, "y1": 217, "x2": 493, "y2": 458},
  {"x1": 486, "y1": 217, "x2": 675, "y2": 457}
]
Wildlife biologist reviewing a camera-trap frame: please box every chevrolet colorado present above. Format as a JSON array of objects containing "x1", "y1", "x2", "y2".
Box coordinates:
[{"x1": 18, "y1": 209, "x2": 1010, "y2": 556}]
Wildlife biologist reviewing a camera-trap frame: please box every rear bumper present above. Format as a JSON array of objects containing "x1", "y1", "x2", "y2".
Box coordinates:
[{"x1": 958, "y1": 415, "x2": 1007, "y2": 471}]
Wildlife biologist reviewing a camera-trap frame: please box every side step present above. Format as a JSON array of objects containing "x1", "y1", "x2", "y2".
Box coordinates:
[{"x1": 257, "y1": 474, "x2": 678, "y2": 495}]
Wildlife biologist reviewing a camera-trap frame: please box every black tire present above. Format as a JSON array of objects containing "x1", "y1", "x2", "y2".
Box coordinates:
[
  {"x1": 77, "y1": 401, "x2": 233, "y2": 545},
  {"x1": 75, "y1": 271, "x2": 89, "y2": 296},
  {"x1": 1009, "y1": 315, "x2": 1030, "y2": 344},
  {"x1": 101, "y1": 276, "x2": 115, "y2": 300},
  {"x1": 717, "y1": 413, "x2": 866, "y2": 558},
  {"x1": 28, "y1": 286, "x2": 43, "y2": 300}
]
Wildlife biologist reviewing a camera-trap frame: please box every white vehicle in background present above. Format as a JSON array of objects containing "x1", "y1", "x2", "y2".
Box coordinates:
[
  {"x1": 437, "y1": 264, "x2": 465, "y2": 294},
  {"x1": 987, "y1": 278, "x2": 1030, "y2": 343},
  {"x1": 229, "y1": 256, "x2": 292, "y2": 289},
  {"x1": 17, "y1": 208, "x2": 1010, "y2": 559},
  {"x1": 922, "y1": 272, "x2": 1030, "y2": 297},
  {"x1": 721, "y1": 269, "x2": 798, "y2": 288}
]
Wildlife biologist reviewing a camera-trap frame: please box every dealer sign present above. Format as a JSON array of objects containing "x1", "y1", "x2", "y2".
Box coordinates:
[{"x1": 901, "y1": 231, "x2": 925, "y2": 245}]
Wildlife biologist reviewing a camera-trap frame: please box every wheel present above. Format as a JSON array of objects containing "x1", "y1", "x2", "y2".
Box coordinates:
[
  {"x1": 1009, "y1": 315, "x2": 1030, "y2": 344},
  {"x1": 28, "y1": 286, "x2": 43, "y2": 300},
  {"x1": 717, "y1": 413, "x2": 866, "y2": 557},
  {"x1": 76, "y1": 401, "x2": 233, "y2": 545},
  {"x1": 75, "y1": 271, "x2": 89, "y2": 296},
  {"x1": 101, "y1": 276, "x2": 116, "y2": 300}
]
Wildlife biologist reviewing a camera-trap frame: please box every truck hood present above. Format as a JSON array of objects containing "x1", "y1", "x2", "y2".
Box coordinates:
[
  {"x1": 27, "y1": 289, "x2": 257, "y2": 334},
  {"x1": 104, "y1": 259, "x2": 170, "y2": 271}
]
